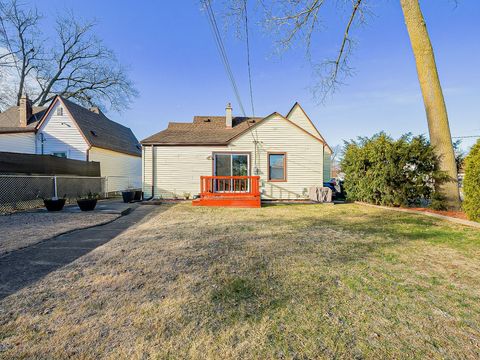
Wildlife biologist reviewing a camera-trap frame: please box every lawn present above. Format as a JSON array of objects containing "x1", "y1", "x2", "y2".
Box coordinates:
[{"x1": 1, "y1": 203, "x2": 480, "y2": 359}]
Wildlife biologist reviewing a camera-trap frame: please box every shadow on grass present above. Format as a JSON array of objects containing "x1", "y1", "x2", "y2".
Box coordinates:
[{"x1": 0, "y1": 206, "x2": 166, "y2": 301}]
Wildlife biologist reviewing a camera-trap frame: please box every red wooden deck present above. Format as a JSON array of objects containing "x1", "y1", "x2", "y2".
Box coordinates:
[{"x1": 192, "y1": 176, "x2": 261, "y2": 208}]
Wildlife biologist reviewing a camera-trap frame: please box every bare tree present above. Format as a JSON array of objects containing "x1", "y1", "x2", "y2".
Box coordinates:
[
  {"x1": 32, "y1": 13, "x2": 137, "y2": 111},
  {"x1": 0, "y1": 1, "x2": 137, "y2": 112},
  {"x1": 0, "y1": 0, "x2": 43, "y2": 105},
  {"x1": 221, "y1": 0, "x2": 461, "y2": 208}
]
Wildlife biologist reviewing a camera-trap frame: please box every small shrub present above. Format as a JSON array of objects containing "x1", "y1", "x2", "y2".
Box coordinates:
[
  {"x1": 341, "y1": 133, "x2": 450, "y2": 207},
  {"x1": 430, "y1": 191, "x2": 448, "y2": 211},
  {"x1": 463, "y1": 140, "x2": 480, "y2": 221}
]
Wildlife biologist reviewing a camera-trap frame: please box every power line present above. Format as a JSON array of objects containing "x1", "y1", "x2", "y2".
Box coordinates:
[
  {"x1": 203, "y1": 0, "x2": 246, "y2": 117},
  {"x1": 244, "y1": 0, "x2": 255, "y2": 117},
  {"x1": 452, "y1": 135, "x2": 480, "y2": 139},
  {"x1": 202, "y1": 0, "x2": 259, "y2": 174}
]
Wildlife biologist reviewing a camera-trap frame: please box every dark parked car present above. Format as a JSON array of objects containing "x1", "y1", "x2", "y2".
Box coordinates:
[{"x1": 323, "y1": 178, "x2": 345, "y2": 199}]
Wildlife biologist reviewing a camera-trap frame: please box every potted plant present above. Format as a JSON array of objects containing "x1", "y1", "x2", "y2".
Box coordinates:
[
  {"x1": 77, "y1": 192, "x2": 98, "y2": 211},
  {"x1": 122, "y1": 187, "x2": 135, "y2": 203},
  {"x1": 183, "y1": 192, "x2": 191, "y2": 200},
  {"x1": 134, "y1": 190, "x2": 143, "y2": 201},
  {"x1": 43, "y1": 195, "x2": 66, "y2": 212}
]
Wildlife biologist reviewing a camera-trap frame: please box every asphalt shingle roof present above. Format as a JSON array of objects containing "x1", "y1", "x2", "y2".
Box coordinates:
[
  {"x1": 59, "y1": 98, "x2": 141, "y2": 157},
  {"x1": 0, "y1": 106, "x2": 46, "y2": 133},
  {"x1": 141, "y1": 116, "x2": 264, "y2": 145}
]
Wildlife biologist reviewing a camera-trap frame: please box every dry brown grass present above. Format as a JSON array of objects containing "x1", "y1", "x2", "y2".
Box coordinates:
[{"x1": 1, "y1": 203, "x2": 480, "y2": 359}]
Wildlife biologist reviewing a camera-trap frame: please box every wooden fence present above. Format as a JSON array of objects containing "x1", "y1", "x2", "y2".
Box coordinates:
[{"x1": 0, "y1": 152, "x2": 100, "y2": 176}]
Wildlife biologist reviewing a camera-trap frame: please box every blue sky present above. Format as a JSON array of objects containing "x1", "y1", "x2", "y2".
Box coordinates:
[{"x1": 31, "y1": 0, "x2": 480, "y2": 150}]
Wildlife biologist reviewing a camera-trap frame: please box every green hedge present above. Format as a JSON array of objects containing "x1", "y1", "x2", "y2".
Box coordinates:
[
  {"x1": 341, "y1": 133, "x2": 449, "y2": 207},
  {"x1": 463, "y1": 140, "x2": 480, "y2": 221}
]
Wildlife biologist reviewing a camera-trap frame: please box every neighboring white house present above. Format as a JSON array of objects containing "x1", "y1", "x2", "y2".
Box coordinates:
[
  {"x1": 141, "y1": 102, "x2": 332, "y2": 200},
  {"x1": 0, "y1": 95, "x2": 142, "y2": 191}
]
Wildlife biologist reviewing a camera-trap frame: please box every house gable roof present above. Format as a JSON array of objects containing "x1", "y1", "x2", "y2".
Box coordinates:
[
  {"x1": 141, "y1": 110, "x2": 330, "y2": 148},
  {"x1": 141, "y1": 115, "x2": 264, "y2": 145},
  {"x1": 0, "y1": 106, "x2": 47, "y2": 134},
  {"x1": 38, "y1": 96, "x2": 141, "y2": 157},
  {"x1": 286, "y1": 102, "x2": 332, "y2": 152}
]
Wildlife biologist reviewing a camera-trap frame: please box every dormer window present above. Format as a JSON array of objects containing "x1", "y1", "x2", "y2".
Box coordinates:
[{"x1": 56, "y1": 107, "x2": 63, "y2": 116}]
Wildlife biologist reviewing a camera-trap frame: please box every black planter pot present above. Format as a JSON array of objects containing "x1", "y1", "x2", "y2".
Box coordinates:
[
  {"x1": 122, "y1": 191, "x2": 135, "y2": 203},
  {"x1": 134, "y1": 190, "x2": 142, "y2": 201},
  {"x1": 77, "y1": 199, "x2": 97, "y2": 211},
  {"x1": 44, "y1": 198, "x2": 66, "y2": 212}
]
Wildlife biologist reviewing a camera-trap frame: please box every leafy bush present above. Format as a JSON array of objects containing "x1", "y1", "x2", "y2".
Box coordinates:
[
  {"x1": 430, "y1": 191, "x2": 448, "y2": 211},
  {"x1": 463, "y1": 140, "x2": 480, "y2": 221},
  {"x1": 341, "y1": 133, "x2": 450, "y2": 207}
]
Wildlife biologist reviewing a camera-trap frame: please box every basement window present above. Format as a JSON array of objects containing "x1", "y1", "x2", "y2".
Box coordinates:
[{"x1": 52, "y1": 152, "x2": 67, "y2": 158}]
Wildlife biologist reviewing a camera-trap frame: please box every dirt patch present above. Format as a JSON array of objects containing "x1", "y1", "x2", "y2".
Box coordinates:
[
  {"x1": 408, "y1": 207, "x2": 468, "y2": 220},
  {"x1": 0, "y1": 212, "x2": 119, "y2": 255}
]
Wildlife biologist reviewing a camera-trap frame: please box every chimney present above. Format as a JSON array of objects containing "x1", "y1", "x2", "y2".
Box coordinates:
[
  {"x1": 19, "y1": 93, "x2": 32, "y2": 127},
  {"x1": 225, "y1": 102, "x2": 232, "y2": 128},
  {"x1": 90, "y1": 106, "x2": 100, "y2": 114}
]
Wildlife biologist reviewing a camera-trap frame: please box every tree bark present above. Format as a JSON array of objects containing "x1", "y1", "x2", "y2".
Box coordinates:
[{"x1": 400, "y1": 0, "x2": 460, "y2": 209}]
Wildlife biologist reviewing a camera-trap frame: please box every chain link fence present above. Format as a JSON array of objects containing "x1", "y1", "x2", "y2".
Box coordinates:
[
  {"x1": 104, "y1": 176, "x2": 140, "y2": 195},
  {"x1": 0, "y1": 175, "x2": 105, "y2": 214}
]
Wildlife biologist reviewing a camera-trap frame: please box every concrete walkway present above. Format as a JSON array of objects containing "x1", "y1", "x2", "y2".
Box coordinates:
[
  {"x1": 34, "y1": 198, "x2": 138, "y2": 215},
  {"x1": 0, "y1": 205, "x2": 154, "y2": 300}
]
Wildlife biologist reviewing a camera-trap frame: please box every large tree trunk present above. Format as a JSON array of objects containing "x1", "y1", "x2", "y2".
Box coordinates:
[{"x1": 400, "y1": 0, "x2": 460, "y2": 209}]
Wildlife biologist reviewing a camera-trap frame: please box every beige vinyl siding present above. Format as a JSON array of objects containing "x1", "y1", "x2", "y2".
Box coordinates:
[
  {"x1": 89, "y1": 146, "x2": 142, "y2": 192},
  {"x1": 323, "y1": 148, "x2": 332, "y2": 181},
  {"x1": 0, "y1": 133, "x2": 36, "y2": 154},
  {"x1": 36, "y1": 102, "x2": 89, "y2": 160},
  {"x1": 286, "y1": 104, "x2": 322, "y2": 138},
  {"x1": 143, "y1": 145, "x2": 154, "y2": 198},
  {"x1": 143, "y1": 114, "x2": 324, "y2": 199},
  {"x1": 232, "y1": 114, "x2": 324, "y2": 199}
]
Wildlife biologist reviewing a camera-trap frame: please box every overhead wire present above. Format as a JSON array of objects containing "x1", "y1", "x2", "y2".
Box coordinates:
[
  {"x1": 244, "y1": 0, "x2": 255, "y2": 118},
  {"x1": 202, "y1": 0, "x2": 260, "y2": 172},
  {"x1": 203, "y1": 0, "x2": 247, "y2": 117}
]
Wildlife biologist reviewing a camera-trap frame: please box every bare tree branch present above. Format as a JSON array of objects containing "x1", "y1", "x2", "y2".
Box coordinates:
[
  {"x1": 0, "y1": 1, "x2": 137, "y2": 112},
  {"x1": 0, "y1": 0, "x2": 43, "y2": 105},
  {"x1": 220, "y1": 0, "x2": 369, "y2": 101}
]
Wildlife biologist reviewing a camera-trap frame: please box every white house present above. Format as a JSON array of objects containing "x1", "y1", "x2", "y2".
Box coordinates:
[
  {"x1": 141, "y1": 102, "x2": 332, "y2": 202},
  {"x1": 0, "y1": 95, "x2": 142, "y2": 191}
]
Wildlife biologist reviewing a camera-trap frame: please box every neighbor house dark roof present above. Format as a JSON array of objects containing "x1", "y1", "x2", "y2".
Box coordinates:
[
  {"x1": 0, "y1": 106, "x2": 46, "y2": 134},
  {"x1": 0, "y1": 97, "x2": 141, "y2": 157},
  {"x1": 57, "y1": 97, "x2": 141, "y2": 157},
  {"x1": 141, "y1": 116, "x2": 264, "y2": 145}
]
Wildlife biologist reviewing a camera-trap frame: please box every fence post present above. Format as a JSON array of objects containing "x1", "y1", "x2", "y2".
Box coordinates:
[
  {"x1": 104, "y1": 177, "x2": 108, "y2": 198},
  {"x1": 53, "y1": 176, "x2": 58, "y2": 199}
]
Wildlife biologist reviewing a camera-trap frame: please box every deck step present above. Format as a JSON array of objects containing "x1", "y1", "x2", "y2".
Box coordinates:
[{"x1": 192, "y1": 196, "x2": 261, "y2": 208}]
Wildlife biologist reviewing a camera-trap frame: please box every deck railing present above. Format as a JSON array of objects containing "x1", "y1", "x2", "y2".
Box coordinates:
[{"x1": 199, "y1": 176, "x2": 261, "y2": 198}]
